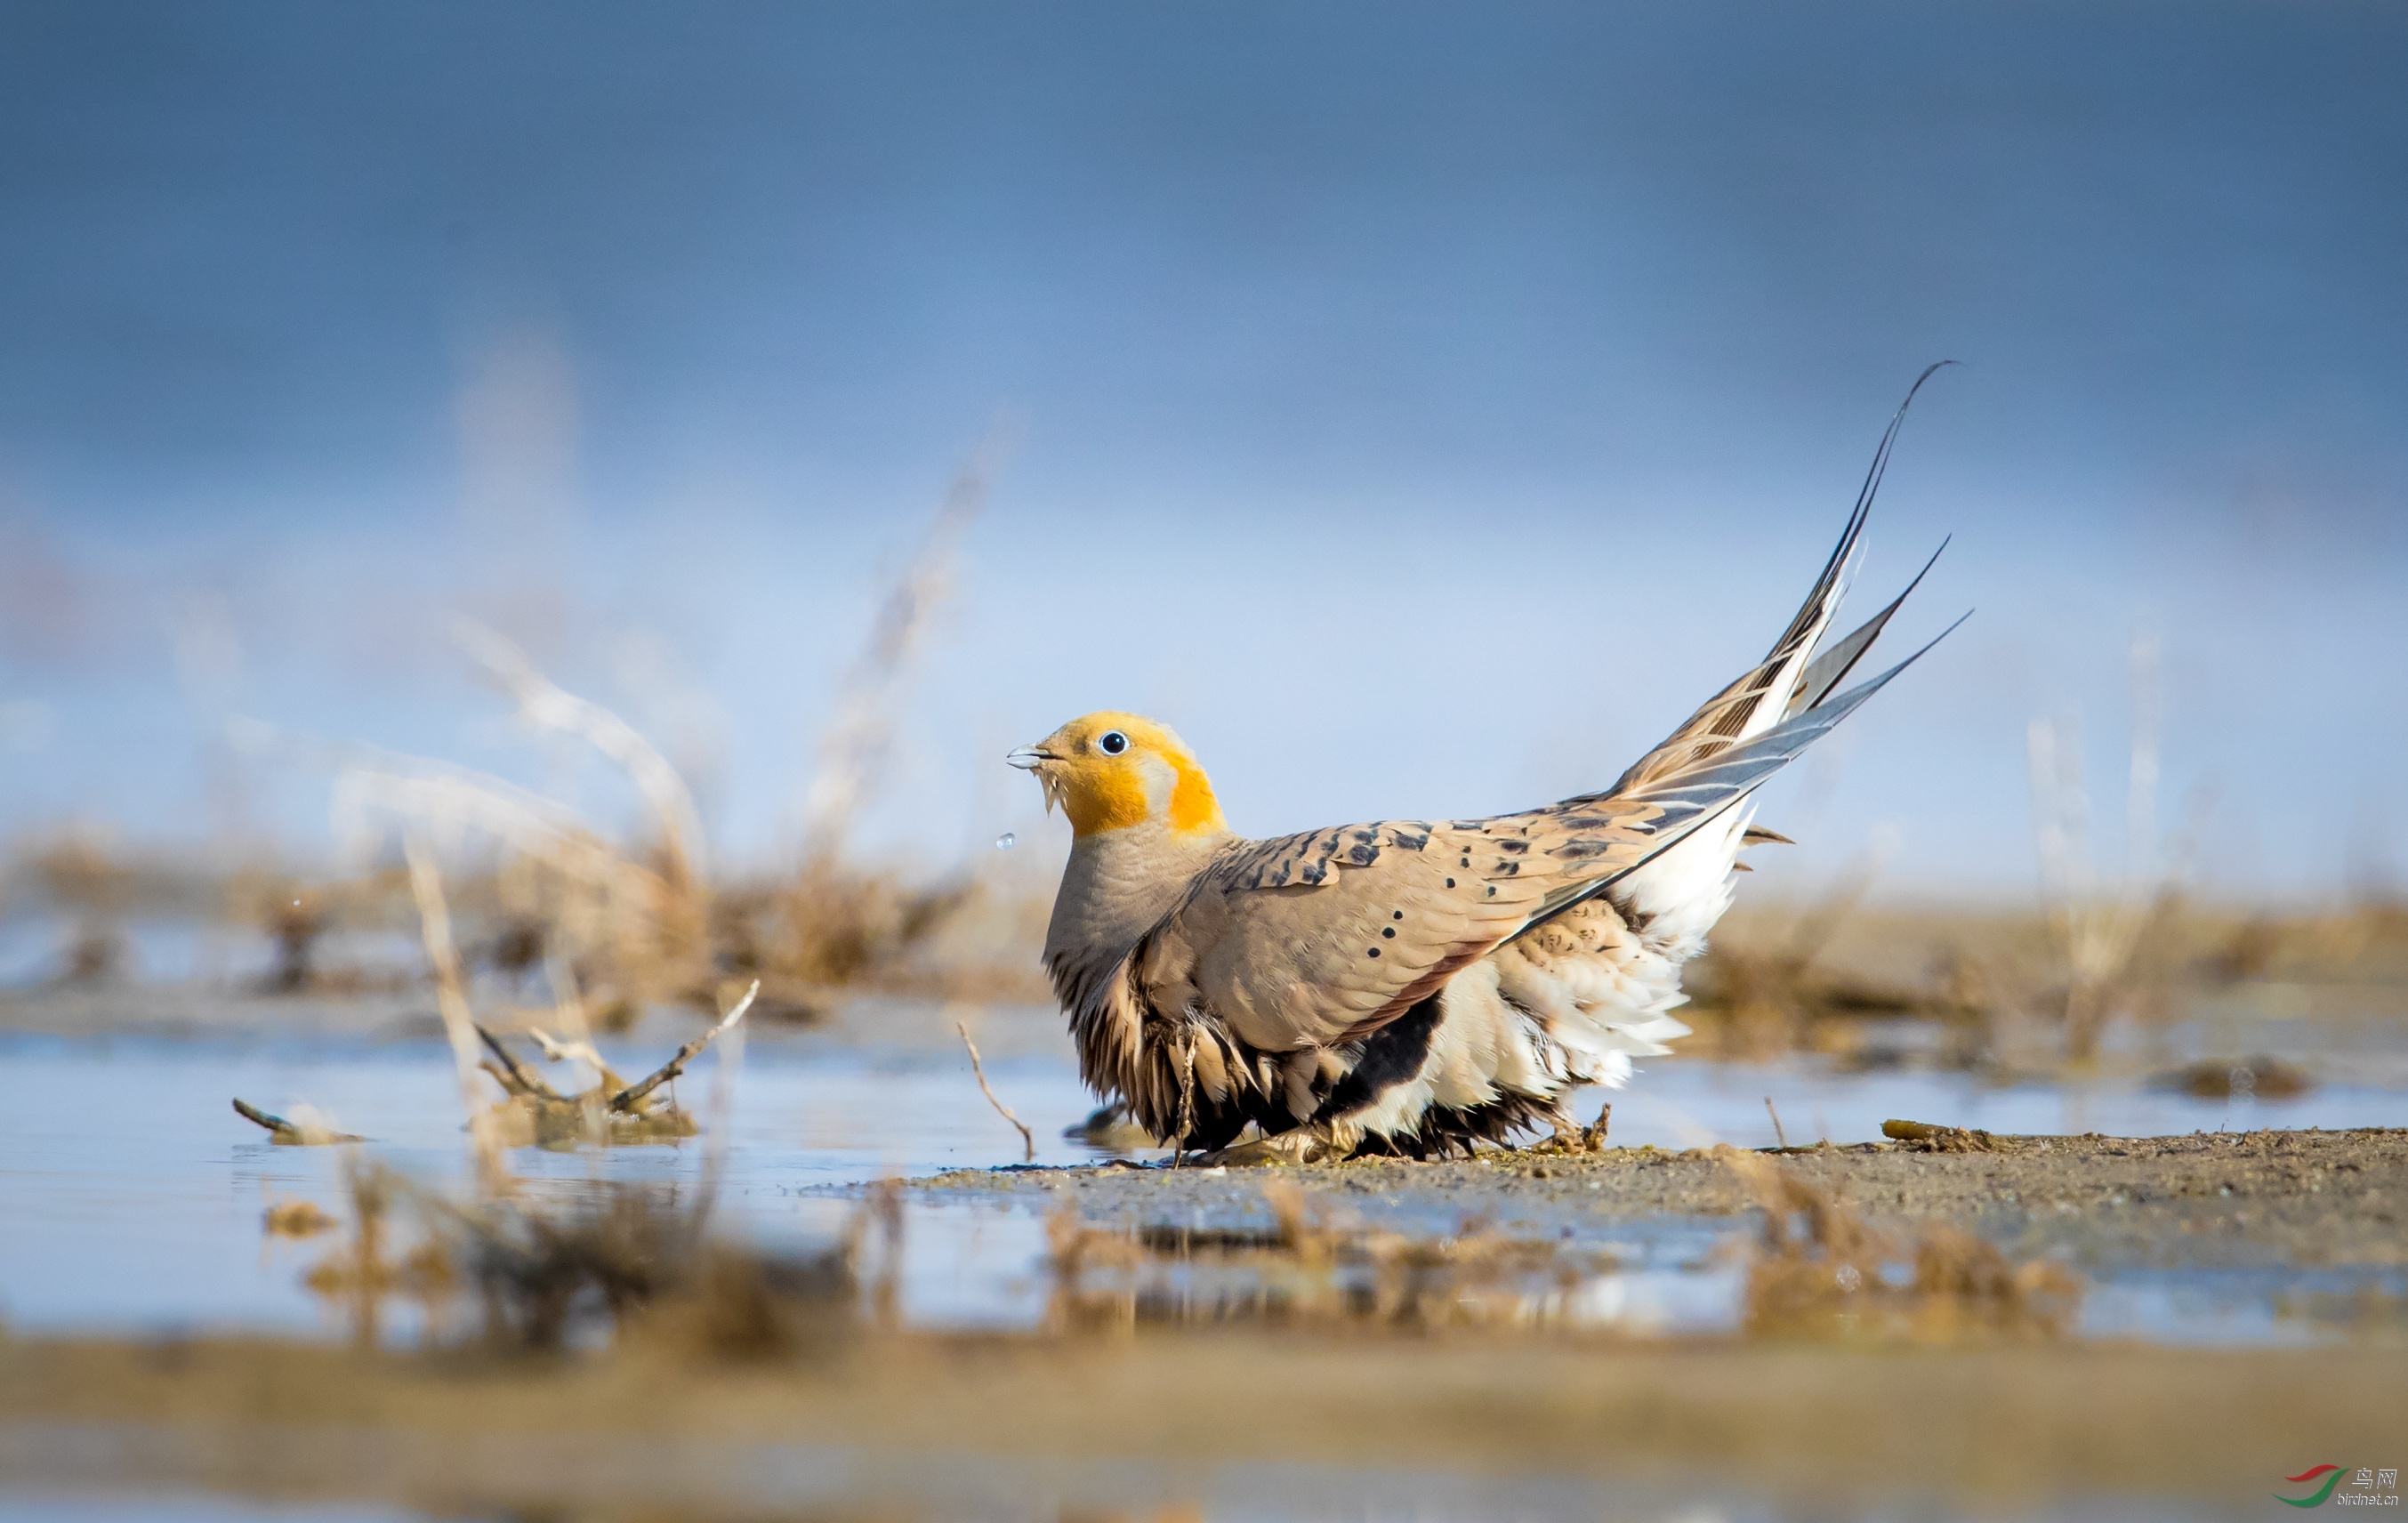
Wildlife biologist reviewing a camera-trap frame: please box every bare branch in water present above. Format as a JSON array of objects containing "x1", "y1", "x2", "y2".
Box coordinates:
[
  {"x1": 611, "y1": 980, "x2": 758, "y2": 1114},
  {"x1": 528, "y1": 1026, "x2": 616, "y2": 1084},
  {"x1": 957, "y1": 1018, "x2": 1035, "y2": 1163},
  {"x1": 475, "y1": 1023, "x2": 565, "y2": 1101},
  {"x1": 232, "y1": 1096, "x2": 291, "y2": 1132},
  {"x1": 231, "y1": 1097, "x2": 365, "y2": 1145}
]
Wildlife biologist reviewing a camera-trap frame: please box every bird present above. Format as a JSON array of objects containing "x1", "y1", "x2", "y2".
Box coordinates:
[{"x1": 1009, "y1": 368, "x2": 1960, "y2": 1161}]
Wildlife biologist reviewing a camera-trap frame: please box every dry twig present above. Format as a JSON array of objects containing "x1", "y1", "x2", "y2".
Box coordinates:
[
  {"x1": 475, "y1": 1022, "x2": 565, "y2": 1100},
  {"x1": 956, "y1": 1019, "x2": 1035, "y2": 1162},
  {"x1": 611, "y1": 979, "x2": 758, "y2": 1113}
]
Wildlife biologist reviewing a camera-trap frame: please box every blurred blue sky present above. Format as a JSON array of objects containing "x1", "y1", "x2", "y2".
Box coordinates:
[{"x1": 0, "y1": 0, "x2": 2403, "y2": 899}]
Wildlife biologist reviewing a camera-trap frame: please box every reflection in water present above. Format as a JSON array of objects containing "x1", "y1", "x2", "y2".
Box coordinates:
[
  {"x1": 1037, "y1": 1164, "x2": 2088, "y2": 1346},
  {"x1": 1718, "y1": 1146, "x2": 2083, "y2": 1342},
  {"x1": 1042, "y1": 1181, "x2": 1631, "y2": 1334},
  {"x1": 293, "y1": 1164, "x2": 886, "y2": 1358}
]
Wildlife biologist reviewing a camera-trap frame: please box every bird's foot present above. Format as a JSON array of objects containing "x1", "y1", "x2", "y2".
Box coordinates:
[{"x1": 1192, "y1": 1124, "x2": 1347, "y2": 1168}]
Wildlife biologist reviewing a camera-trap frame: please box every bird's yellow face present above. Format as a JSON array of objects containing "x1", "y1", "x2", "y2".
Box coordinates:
[{"x1": 1007, "y1": 712, "x2": 1227, "y2": 840}]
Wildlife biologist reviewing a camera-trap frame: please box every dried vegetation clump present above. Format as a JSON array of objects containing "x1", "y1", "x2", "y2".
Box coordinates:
[
  {"x1": 2150, "y1": 1054, "x2": 2316, "y2": 1100},
  {"x1": 330, "y1": 433, "x2": 1045, "y2": 1027},
  {"x1": 223, "y1": 866, "x2": 420, "y2": 995},
  {"x1": 262, "y1": 1198, "x2": 336, "y2": 1237},
  {"x1": 1682, "y1": 891, "x2": 2408, "y2": 1083},
  {"x1": 1, "y1": 826, "x2": 231, "y2": 986},
  {"x1": 1679, "y1": 638, "x2": 2407, "y2": 1076},
  {"x1": 1714, "y1": 1145, "x2": 2081, "y2": 1343},
  {"x1": 465, "y1": 987, "x2": 755, "y2": 1149},
  {"x1": 712, "y1": 863, "x2": 1051, "y2": 1014},
  {"x1": 22, "y1": 829, "x2": 139, "y2": 984},
  {"x1": 0, "y1": 441, "x2": 1050, "y2": 1017}
]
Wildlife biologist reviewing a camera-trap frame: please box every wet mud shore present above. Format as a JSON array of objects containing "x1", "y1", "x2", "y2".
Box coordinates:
[
  {"x1": 920, "y1": 1126, "x2": 2408, "y2": 1270},
  {"x1": 4, "y1": 1126, "x2": 2401, "y2": 1519}
]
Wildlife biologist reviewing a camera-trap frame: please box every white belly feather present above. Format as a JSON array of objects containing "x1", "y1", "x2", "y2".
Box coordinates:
[{"x1": 1349, "y1": 810, "x2": 1752, "y2": 1143}]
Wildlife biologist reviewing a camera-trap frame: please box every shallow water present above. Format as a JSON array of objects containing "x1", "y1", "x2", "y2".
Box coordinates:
[{"x1": 4, "y1": 1021, "x2": 2404, "y2": 1344}]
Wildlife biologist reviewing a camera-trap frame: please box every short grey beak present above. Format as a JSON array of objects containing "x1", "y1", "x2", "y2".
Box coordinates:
[{"x1": 1004, "y1": 745, "x2": 1049, "y2": 770}]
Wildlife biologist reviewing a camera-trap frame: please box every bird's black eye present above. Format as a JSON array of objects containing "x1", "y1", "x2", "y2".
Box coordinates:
[{"x1": 1097, "y1": 730, "x2": 1130, "y2": 756}]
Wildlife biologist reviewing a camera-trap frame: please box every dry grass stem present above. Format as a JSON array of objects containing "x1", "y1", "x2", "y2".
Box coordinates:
[
  {"x1": 451, "y1": 615, "x2": 709, "y2": 890},
  {"x1": 956, "y1": 1019, "x2": 1035, "y2": 1162},
  {"x1": 799, "y1": 427, "x2": 1008, "y2": 862},
  {"x1": 2024, "y1": 633, "x2": 2198, "y2": 1064},
  {"x1": 402, "y1": 832, "x2": 509, "y2": 1181}
]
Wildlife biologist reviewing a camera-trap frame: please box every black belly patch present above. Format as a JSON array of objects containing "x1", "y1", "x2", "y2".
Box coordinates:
[{"x1": 1312, "y1": 994, "x2": 1442, "y2": 1123}]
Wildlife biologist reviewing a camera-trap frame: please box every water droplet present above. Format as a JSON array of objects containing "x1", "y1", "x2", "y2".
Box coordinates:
[{"x1": 995, "y1": 832, "x2": 1017, "y2": 850}]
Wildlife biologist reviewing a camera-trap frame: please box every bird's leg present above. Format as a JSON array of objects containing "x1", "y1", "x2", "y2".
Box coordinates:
[
  {"x1": 1584, "y1": 1100, "x2": 1613, "y2": 1151},
  {"x1": 1170, "y1": 1037, "x2": 1197, "y2": 1169}
]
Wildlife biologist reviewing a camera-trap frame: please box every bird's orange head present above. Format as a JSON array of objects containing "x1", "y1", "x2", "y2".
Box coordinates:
[{"x1": 1006, "y1": 712, "x2": 1227, "y2": 840}]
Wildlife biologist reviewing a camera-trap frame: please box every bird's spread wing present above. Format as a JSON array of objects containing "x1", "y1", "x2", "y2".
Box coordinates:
[
  {"x1": 1135, "y1": 624, "x2": 1954, "y2": 1054},
  {"x1": 1139, "y1": 819, "x2": 1605, "y2": 1052}
]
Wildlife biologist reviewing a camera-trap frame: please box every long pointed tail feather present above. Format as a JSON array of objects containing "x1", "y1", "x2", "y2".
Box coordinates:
[
  {"x1": 1534, "y1": 610, "x2": 1969, "y2": 931},
  {"x1": 1609, "y1": 362, "x2": 1954, "y2": 794},
  {"x1": 1786, "y1": 535, "x2": 1950, "y2": 718}
]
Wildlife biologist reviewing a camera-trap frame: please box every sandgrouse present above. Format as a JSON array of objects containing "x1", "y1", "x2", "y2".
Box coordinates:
[{"x1": 1011, "y1": 370, "x2": 1959, "y2": 1159}]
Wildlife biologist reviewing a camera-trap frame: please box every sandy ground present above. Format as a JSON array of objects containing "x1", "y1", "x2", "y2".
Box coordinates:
[
  {"x1": 920, "y1": 1127, "x2": 2408, "y2": 1271},
  {"x1": 2, "y1": 1327, "x2": 2400, "y2": 1519}
]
